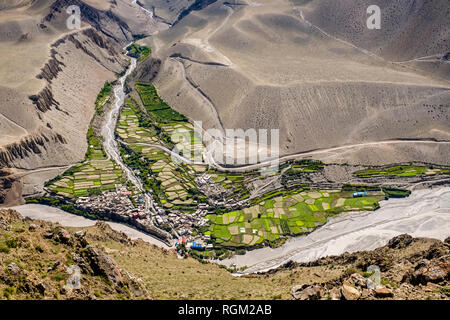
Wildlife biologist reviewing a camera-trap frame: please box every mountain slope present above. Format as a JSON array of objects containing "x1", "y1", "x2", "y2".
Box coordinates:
[
  {"x1": 0, "y1": 0, "x2": 166, "y2": 205},
  {"x1": 1, "y1": 208, "x2": 448, "y2": 300},
  {"x1": 142, "y1": 0, "x2": 450, "y2": 168}
]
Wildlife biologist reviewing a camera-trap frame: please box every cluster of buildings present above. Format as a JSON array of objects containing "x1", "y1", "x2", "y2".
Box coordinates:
[
  {"x1": 154, "y1": 206, "x2": 212, "y2": 249},
  {"x1": 76, "y1": 185, "x2": 148, "y2": 219},
  {"x1": 73, "y1": 184, "x2": 216, "y2": 250},
  {"x1": 175, "y1": 236, "x2": 214, "y2": 250},
  {"x1": 195, "y1": 174, "x2": 249, "y2": 210}
]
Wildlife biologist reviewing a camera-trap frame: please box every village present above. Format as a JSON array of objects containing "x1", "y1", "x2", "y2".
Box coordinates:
[{"x1": 73, "y1": 184, "x2": 214, "y2": 250}]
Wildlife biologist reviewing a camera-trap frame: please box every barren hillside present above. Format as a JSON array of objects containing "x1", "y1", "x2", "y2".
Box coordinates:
[
  {"x1": 0, "y1": 0, "x2": 166, "y2": 204},
  {"x1": 143, "y1": 0, "x2": 449, "y2": 166},
  {"x1": 1, "y1": 208, "x2": 448, "y2": 300}
]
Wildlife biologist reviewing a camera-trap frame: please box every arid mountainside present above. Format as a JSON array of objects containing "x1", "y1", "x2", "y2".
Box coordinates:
[
  {"x1": 0, "y1": 208, "x2": 448, "y2": 300},
  {"x1": 139, "y1": 0, "x2": 219, "y2": 25},
  {"x1": 0, "y1": 209, "x2": 149, "y2": 299},
  {"x1": 303, "y1": 0, "x2": 450, "y2": 79},
  {"x1": 1, "y1": 0, "x2": 449, "y2": 203},
  {"x1": 144, "y1": 0, "x2": 450, "y2": 166},
  {"x1": 0, "y1": 0, "x2": 166, "y2": 204}
]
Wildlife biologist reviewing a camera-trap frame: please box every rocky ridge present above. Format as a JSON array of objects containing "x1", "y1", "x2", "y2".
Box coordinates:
[
  {"x1": 0, "y1": 209, "x2": 149, "y2": 300},
  {"x1": 289, "y1": 234, "x2": 450, "y2": 300}
]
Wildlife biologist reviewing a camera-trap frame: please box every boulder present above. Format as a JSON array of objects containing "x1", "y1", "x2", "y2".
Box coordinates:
[
  {"x1": 43, "y1": 227, "x2": 72, "y2": 245},
  {"x1": 28, "y1": 224, "x2": 37, "y2": 231},
  {"x1": 75, "y1": 230, "x2": 88, "y2": 247},
  {"x1": 291, "y1": 284, "x2": 324, "y2": 300},
  {"x1": 411, "y1": 257, "x2": 449, "y2": 285},
  {"x1": 341, "y1": 281, "x2": 361, "y2": 300},
  {"x1": 387, "y1": 234, "x2": 413, "y2": 249},
  {"x1": 84, "y1": 246, "x2": 122, "y2": 285},
  {"x1": 329, "y1": 287, "x2": 342, "y2": 300},
  {"x1": 7, "y1": 262, "x2": 21, "y2": 275},
  {"x1": 374, "y1": 287, "x2": 394, "y2": 298},
  {"x1": 57, "y1": 228, "x2": 72, "y2": 245},
  {"x1": 347, "y1": 273, "x2": 367, "y2": 288}
]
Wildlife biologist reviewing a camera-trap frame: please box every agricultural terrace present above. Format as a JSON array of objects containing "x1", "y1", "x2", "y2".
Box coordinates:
[
  {"x1": 116, "y1": 99, "x2": 159, "y2": 144},
  {"x1": 355, "y1": 165, "x2": 450, "y2": 178},
  {"x1": 126, "y1": 43, "x2": 151, "y2": 61},
  {"x1": 206, "y1": 189, "x2": 385, "y2": 247},
  {"x1": 206, "y1": 160, "x2": 325, "y2": 204},
  {"x1": 121, "y1": 143, "x2": 207, "y2": 212},
  {"x1": 95, "y1": 82, "x2": 112, "y2": 115},
  {"x1": 135, "y1": 82, "x2": 187, "y2": 124},
  {"x1": 132, "y1": 83, "x2": 204, "y2": 160},
  {"x1": 207, "y1": 170, "x2": 253, "y2": 201},
  {"x1": 46, "y1": 127, "x2": 125, "y2": 198}
]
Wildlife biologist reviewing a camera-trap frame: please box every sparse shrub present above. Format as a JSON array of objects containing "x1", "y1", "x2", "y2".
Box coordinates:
[
  {"x1": 94, "y1": 290, "x2": 102, "y2": 298},
  {"x1": 381, "y1": 278, "x2": 398, "y2": 288},
  {"x1": 439, "y1": 286, "x2": 450, "y2": 296},
  {"x1": 5, "y1": 238, "x2": 20, "y2": 249},
  {"x1": 53, "y1": 272, "x2": 66, "y2": 282},
  {"x1": 0, "y1": 242, "x2": 10, "y2": 254},
  {"x1": 3, "y1": 286, "x2": 16, "y2": 300},
  {"x1": 362, "y1": 270, "x2": 376, "y2": 278},
  {"x1": 346, "y1": 267, "x2": 357, "y2": 275}
]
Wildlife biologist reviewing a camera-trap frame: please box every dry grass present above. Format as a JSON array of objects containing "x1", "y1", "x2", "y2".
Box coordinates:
[{"x1": 86, "y1": 229, "x2": 344, "y2": 300}]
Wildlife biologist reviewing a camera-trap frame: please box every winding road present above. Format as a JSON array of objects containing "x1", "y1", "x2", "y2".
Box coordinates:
[
  {"x1": 125, "y1": 138, "x2": 450, "y2": 173},
  {"x1": 222, "y1": 187, "x2": 450, "y2": 275}
]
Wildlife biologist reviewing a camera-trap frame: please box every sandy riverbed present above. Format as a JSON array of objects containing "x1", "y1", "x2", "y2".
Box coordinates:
[
  {"x1": 8, "y1": 204, "x2": 170, "y2": 249},
  {"x1": 221, "y1": 187, "x2": 450, "y2": 274},
  {"x1": 7, "y1": 187, "x2": 450, "y2": 274}
]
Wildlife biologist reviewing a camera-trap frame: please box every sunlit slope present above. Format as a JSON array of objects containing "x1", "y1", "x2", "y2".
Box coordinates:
[
  {"x1": 0, "y1": 0, "x2": 164, "y2": 201},
  {"x1": 146, "y1": 0, "x2": 450, "y2": 165}
]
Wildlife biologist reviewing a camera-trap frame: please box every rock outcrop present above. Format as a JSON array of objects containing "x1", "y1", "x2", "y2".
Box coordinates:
[
  {"x1": 289, "y1": 234, "x2": 450, "y2": 300},
  {"x1": 0, "y1": 209, "x2": 150, "y2": 300}
]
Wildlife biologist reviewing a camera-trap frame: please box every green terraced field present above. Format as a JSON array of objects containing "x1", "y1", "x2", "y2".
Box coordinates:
[
  {"x1": 94, "y1": 82, "x2": 112, "y2": 115},
  {"x1": 207, "y1": 170, "x2": 253, "y2": 201},
  {"x1": 355, "y1": 165, "x2": 450, "y2": 178},
  {"x1": 46, "y1": 125, "x2": 125, "y2": 198},
  {"x1": 126, "y1": 43, "x2": 151, "y2": 61},
  {"x1": 206, "y1": 190, "x2": 385, "y2": 247},
  {"x1": 116, "y1": 92, "x2": 209, "y2": 211},
  {"x1": 117, "y1": 99, "x2": 159, "y2": 144},
  {"x1": 119, "y1": 94, "x2": 204, "y2": 161},
  {"x1": 121, "y1": 143, "x2": 207, "y2": 211},
  {"x1": 135, "y1": 82, "x2": 187, "y2": 124},
  {"x1": 46, "y1": 160, "x2": 125, "y2": 198}
]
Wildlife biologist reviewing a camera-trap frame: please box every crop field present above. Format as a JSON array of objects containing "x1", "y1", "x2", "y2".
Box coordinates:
[
  {"x1": 355, "y1": 165, "x2": 450, "y2": 178},
  {"x1": 206, "y1": 160, "x2": 325, "y2": 204},
  {"x1": 122, "y1": 90, "x2": 204, "y2": 160},
  {"x1": 124, "y1": 143, "x2": 207, "y2": 210},
  {"x1": 206, "y1": 190, "x2": 384, "y2": 247},
  {"x1": 207, "y1": 170, "x2": 253, "y2": 201},
  {"x1": 126, "y1": 43, "x2": 151, "y2": 61},
  {"x1": 46, "y1": 126, "x2": 125, "y2": 198},
  {"x1": 117, "y1": 100, "x2": 159, "y2": 144},
  {"x1": 135, "y1": 82, "x2": 188, "y2": 124},
  {"x1": 47, "y1": 161, "x2": 125, "y2": 198},
  {"x1": 95, "y1": 82, "x2": 112, "y2": 115}
]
